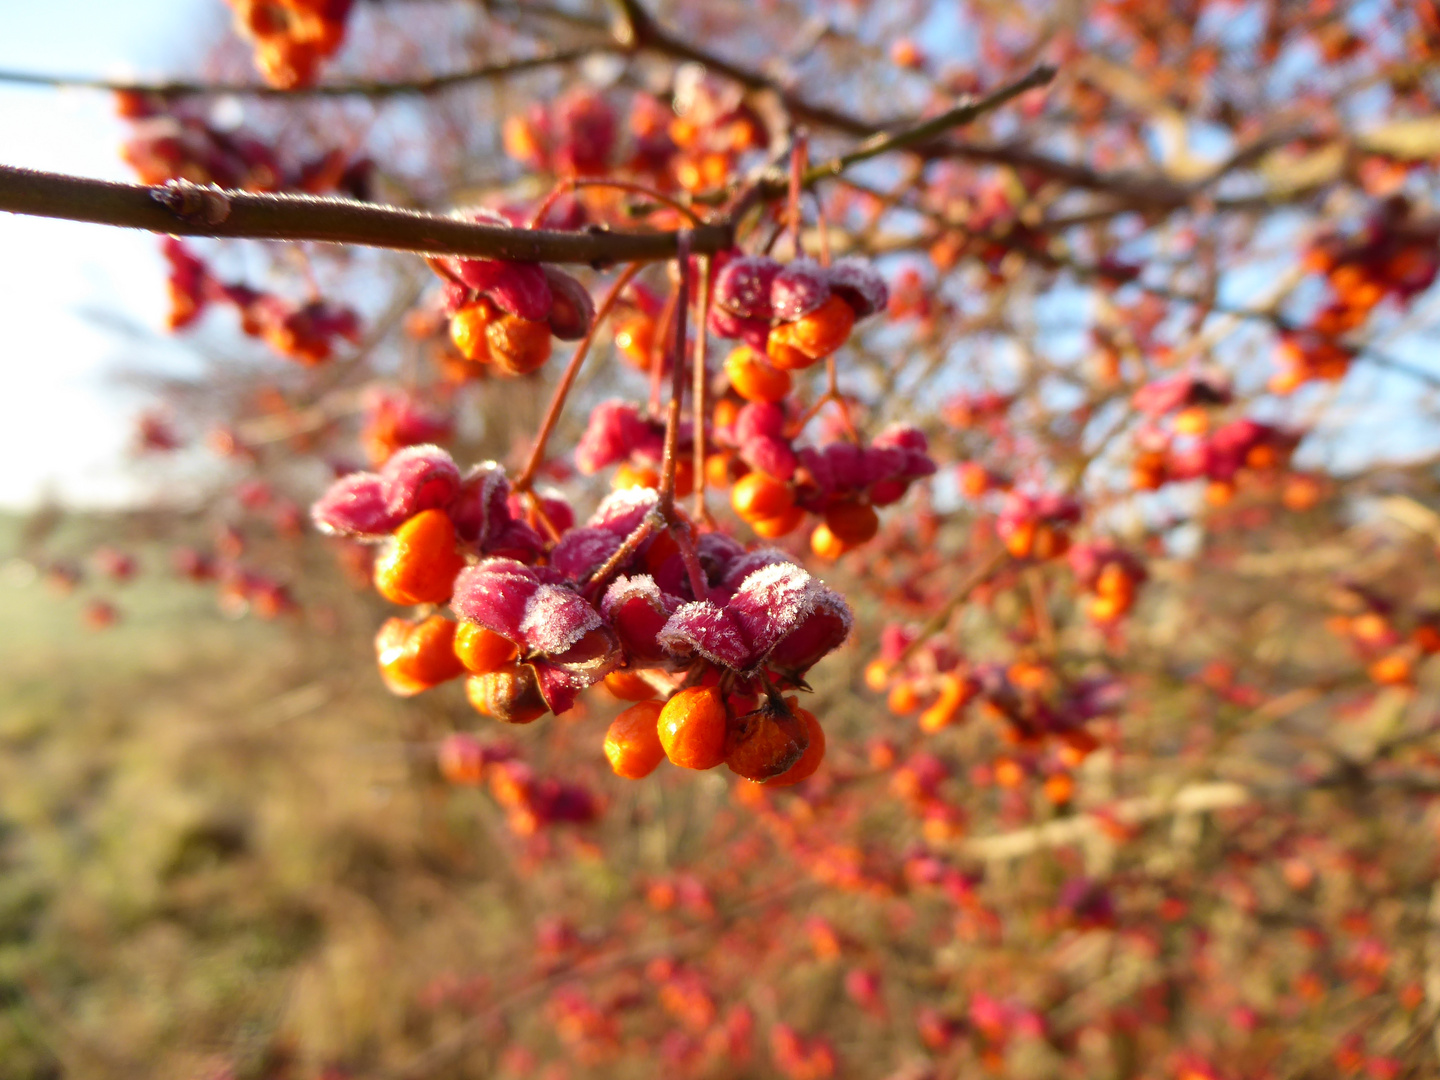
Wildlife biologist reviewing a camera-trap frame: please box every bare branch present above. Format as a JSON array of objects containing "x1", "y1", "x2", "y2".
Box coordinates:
[
  {"x1": 0, "y1": 165, "x2": 733, "y2": 265},
  {"x1": 0, "y1": 47, "x2": 605, "y2": 100}
]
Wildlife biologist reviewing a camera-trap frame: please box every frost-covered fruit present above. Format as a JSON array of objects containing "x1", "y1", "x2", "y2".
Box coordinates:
[{"x1": 766, "y1": 295, "x2": 856, "y2": 370}]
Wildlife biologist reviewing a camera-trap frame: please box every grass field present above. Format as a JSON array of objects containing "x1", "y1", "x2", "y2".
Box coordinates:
[
  {"x1": 0, "y1": 513, "x2": 535, "y2": 1079},
  {"x1": 0, "y1": 512, "x2": 816, "y2": 1080}
]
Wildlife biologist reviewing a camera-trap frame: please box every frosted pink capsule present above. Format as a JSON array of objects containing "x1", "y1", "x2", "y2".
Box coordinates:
[
  {"x1": 825, "y1": 258, "x2": 888, "y2": 318},
  {"x1": 602, "y1": 574, "x2": 683, "y2": 665},
  {"x1": 656, "y1": 559, "x2": 853, "y2": 676},
  {"x1": 707, "y1": 305, "x2": 771, "y2": 350},
  {"x1": 713, "y1": 255, "x2": 781, "y2": 320},
  {"x1": 451, "y1": 558, "x2": 620, "y2": 713},
  {"x1": 770, "y1": 259, "x2": 831, "y2": 322},
  {"x1": 311, "y1": 472, "x2": 402, "y2": 537},
  {"x1": 381, "y1": 444, "x2": 464, "y2": 520}
]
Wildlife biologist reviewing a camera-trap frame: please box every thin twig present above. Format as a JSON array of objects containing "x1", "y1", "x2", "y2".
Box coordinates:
[
  {"x1": 515, "y1": 264, "x2": 642, "y2": 492},
  {"x1": 0, "y1": 48, "x2": 604, "y2": 99},
  {"x1": 690, "y1": 253, "x2": 713, "y2": 525},
  {"x1": 887, "y1": 545, "x2": 1012, "y2": 673},
  {"x1": 655, "y1": 232, "x2": 692, "y2": 518},
  {"x1": 801, "y1": 65, "x2": 1057, "y2": 185}
]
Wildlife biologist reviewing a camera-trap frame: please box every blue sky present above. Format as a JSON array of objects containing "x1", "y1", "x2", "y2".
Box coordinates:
[{"x1": 0, "y1": 0, "x2": 218, "y2": 507}]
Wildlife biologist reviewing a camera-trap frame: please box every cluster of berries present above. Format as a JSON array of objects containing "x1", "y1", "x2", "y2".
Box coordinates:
[
  {"x1": 312, "y1": 446, "x2": 854, "y2": 787},
  {"x1": 868, "y1": 628, "x2": 1117, "y2": 794},
  {"x1": 433, "y1": 222, "x2": 595, "y2": 377},
  {"x1": 574, "y1": 402, "x2": 934, "y2": 561},
  {"x1": 1067, "y1": 541, "x2": 1148, "y2": 625},
  {"x1": 719, "y1": 412, "x2": 935, "y2": 557},
  {"x1": 503, "y1": 75, "x2": 767, "y2": 196},
  {"x1": 994, "y1": 491, "x2": 1082, "y2": 560},
  {"x1": 162, "y1": 238, "x2": 362, "y2": 364},
  {"x1": 650, "y1": 68, "x2": 769, "y2": 194},
  {"x1": 574, "y1": 400, "x2": 697, "y2": 497},
  {"x1": 358, "y1": 385, "x2": 453, "y2": 467},
  {"x1": 921, "y1": 170, "x2": 1056, "y2": 278},
  {"x1": 117, "y1": 92, "x2": 371, "y2": 196},
  {"x1": 1131, "y1": 415, "x2": 1300, "y2": 506},
  {"x1": 865, "y1": 627, "x2": 974, "y2": 734},
  {"x1": 1326, "y1": 585, "x2": 1440, "y2": 689},
  {"x1": 36, "y1": 548, "x2": 140, "y2": 632},
  {"x1": 224, "y1": 0, "x2": 353, "y2": 89},
  {"x1": 1276, "y1": 197, "x2": 1439, "y2": 392},
  {"x1": 169, "y1": 540, "x2": 297, "y2": 620},
  {"x1": 438, "y1": 733, "x2": 598, "y2": 835},
  {"x1": 503, "y1": 88, "x2": 619, "y2": 179},
  {"x1": 707, "y1": 254, "x2": 887, "y2": 369}
]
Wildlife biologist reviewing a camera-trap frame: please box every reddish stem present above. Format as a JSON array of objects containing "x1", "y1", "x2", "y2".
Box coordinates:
[
  {"x1": 530, "y1": 177, "x2": 703, "y2": 230},
  {"x1": 584, "y1": 511, "x2": 661, "y2": 598},
  {"x1": 648, "y1": 284, "x2": 679, "y2": 416},
  {"x1": 515, "y1": 263, "x2": 642, "y2": 492},
  {"x1": 788, "y1": 132, "x2": 808, "y2": 258},
  {"x1": 655, "y1": 232, "x2": 692, "y2": 517},
  {"x1": 690, "y1": 253, "x2": 713, "y2": 525},
  {"x1": 671, "y1": 519, "x2": 710, "y2": 601}
]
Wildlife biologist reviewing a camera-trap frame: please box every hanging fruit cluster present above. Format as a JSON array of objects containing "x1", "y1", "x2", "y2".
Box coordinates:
[
  {"x1": 224, "y1": 0, "x2": 354, "y2": 89},
  {"x1": 1275, "y1": 197, "x2": 1440, "y2": 392},
  {"x1": 432, "y1": 223, "x2": 596, "y2": 377},
  {"x1": 161, "y1": 238, "x2": 362, "y2": 364},
  {"x1": 312, "y1": 436, "x2": 858, "y2": 787}
]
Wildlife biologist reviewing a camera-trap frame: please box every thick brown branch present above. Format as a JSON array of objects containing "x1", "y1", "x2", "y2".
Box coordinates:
[{"x1": 0, "y1": 165, "x2": 732, "y2": 265}]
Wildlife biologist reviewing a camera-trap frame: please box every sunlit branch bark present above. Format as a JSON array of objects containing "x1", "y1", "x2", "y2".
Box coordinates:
[{"x1": 0, "y1": 165, "x2": 734, "y2": 264}]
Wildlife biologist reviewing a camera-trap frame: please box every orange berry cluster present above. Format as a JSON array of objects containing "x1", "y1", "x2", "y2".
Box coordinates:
[
  {"x1": 1326, "y1": 588, "x2": 1440, "y2": 690},
  {"x1": 502, "y1": 77, "x2": 766, "y2": 197},
  {"x1": 315, "y1": 441, "x2": 856, "y2": 789},
  {"x1": 225, "y1": 0, "x2": 352, "y2": 90},
  {"x1": 1067, "y1": 542, "x2": 1148, "y2": 625},
  {"x1": 161, "y1": 238, "x2": 361, "y2": 365},
  {"x1": 863, "y1": 628, "x2": 975, "y2": 735},
  {"x1": 1275, "y1": 198, "x2": 1439, "y2": 392},
  {"x1": 574, "y1": 400, "x2": 698, "y2": 499},
  {"x1": 430, "y1": 211, "x2": 595, "y2": 377},
  {"x1": 867, "y1": 626, "x2": 1113, "y2": 803},
  {"x1": 707, "y1": 255, "x2": 886, "y2": 371},
  {"x1": 602, "y1": 688, "x2": 824, "y2": 786},
  {"x1": 714, "y1": 407, "x2": 935, "y2": 557},
  {"x1": 995, "y1": 492, "x2": 1082, "y2": 561},
  {"x1": 660, "y1": 70, "x2": 769, "y2": 193},
  {"x1": 1130, "y1": 417, "x2": 1300, "y2": 505},
  {"x1": 359, "y1": 385, "x2": 454, "y2": 467},
  {"x1": 117, "y1": 91, "x2": 372, "y2": 196}
]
